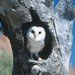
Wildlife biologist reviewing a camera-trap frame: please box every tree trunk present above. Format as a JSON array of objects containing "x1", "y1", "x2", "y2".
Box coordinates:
[{"x1": 0, "y1": 0, "x2": 75, "y2": 75}]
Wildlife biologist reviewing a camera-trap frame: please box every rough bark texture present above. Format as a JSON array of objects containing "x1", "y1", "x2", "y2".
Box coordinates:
[{"x1": 0, "y1": 0, "x2": 75, "y2": 75}]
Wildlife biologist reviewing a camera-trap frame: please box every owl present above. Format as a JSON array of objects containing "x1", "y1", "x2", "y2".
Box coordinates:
[{"x1": 27, "y1": 26, "x2": 46, "y2": 60}]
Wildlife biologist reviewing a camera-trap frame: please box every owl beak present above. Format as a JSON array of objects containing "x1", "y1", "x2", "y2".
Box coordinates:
[
  {"x1": 34, "y1": 34, "x2": 36, "y2": 38},
  {"x1": 34, "y1": 34, "x2": 38, "y2": 39}
]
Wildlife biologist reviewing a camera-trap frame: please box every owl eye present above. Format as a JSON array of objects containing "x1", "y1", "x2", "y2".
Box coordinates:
[
  {"x1": 31, "y1": 30, "x2": 35, "y2": 34},
  {"x1": 39, "y1": 31, "x2": 42, "y2": 34}
]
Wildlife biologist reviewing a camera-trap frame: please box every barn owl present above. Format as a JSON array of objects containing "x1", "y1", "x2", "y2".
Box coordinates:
[{"x1": 27, "y1": 26, "x2": 46, "y2": 60}]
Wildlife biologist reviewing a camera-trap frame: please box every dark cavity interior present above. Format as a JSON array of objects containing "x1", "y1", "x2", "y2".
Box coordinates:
[{"x1": 21, "y1": 8, "x2": 54, "y2": 60}]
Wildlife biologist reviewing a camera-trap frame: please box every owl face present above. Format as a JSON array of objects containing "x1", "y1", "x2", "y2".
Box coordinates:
[{"x1": 27, "y1": 26, "x2": 46, "y2": 41}]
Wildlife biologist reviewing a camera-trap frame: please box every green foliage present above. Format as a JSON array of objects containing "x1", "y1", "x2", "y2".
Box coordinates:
[{"x1": 0, "y1": 50, "x2": 13, "y2": 75}]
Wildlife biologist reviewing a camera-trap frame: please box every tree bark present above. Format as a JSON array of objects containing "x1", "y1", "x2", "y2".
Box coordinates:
[{"x1": 0, "y1": 0, "x2": 75, "y2": 75}]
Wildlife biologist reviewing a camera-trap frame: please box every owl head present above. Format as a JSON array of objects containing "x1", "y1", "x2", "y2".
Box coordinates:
[{"x1": 27, "y1": 26, "x2": 46, "y2": 42}]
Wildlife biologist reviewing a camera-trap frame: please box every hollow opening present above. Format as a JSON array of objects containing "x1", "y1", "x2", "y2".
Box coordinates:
[
  {"x1": 22, "y1": 23, "x2": 54, "y2": 60},
  {"x1": 21, "y1": 9, "x2": 54, "y2": 60}
]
